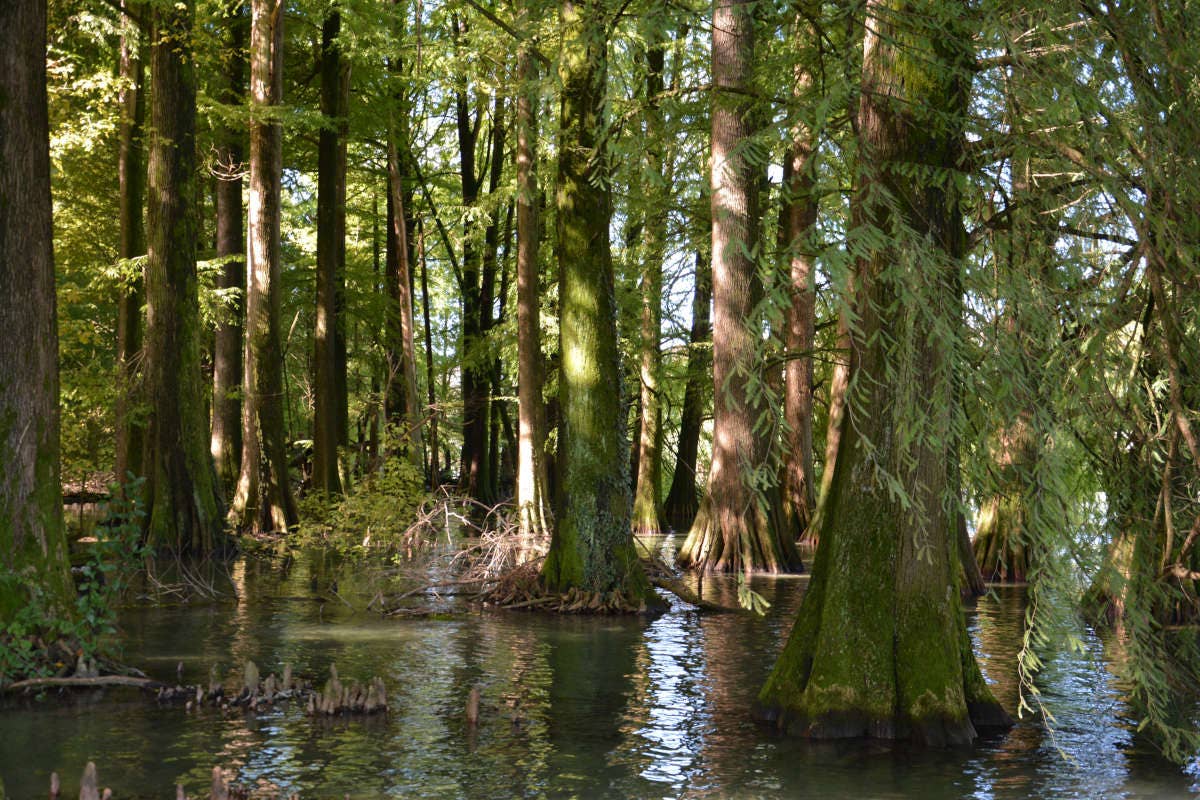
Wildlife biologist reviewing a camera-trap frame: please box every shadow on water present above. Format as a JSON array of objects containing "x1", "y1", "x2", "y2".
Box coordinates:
[{"x1": 1, "y1": 536, "x2": 1198, "y2": 798}]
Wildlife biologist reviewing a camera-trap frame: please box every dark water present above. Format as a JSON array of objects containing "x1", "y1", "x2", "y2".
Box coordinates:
[{"x1": 1, "y1": 539, "x2": 1197, "y2": 799}]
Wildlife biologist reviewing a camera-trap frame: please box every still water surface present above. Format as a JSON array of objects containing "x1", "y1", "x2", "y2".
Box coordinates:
[{"x1": 1, "y1": 539, "x2": 1197, "y2": 799}]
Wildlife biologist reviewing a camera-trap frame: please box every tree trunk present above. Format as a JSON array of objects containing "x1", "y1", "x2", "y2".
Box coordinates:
[
  {"x1": 663, "y1": 250, "x2": 711, "y2": 532},
  {"x1": 454, "y1": 50, "x2": 490, "y2": 502},
  {"x1": 230, "y1": 0, "x2": 298, "y2": 534},
  {"x1": 420, "y1": 222, "x2": 439, "y2": 485},
  {"x1": 677, "y1": 0, "x2": 801, "y2": 575},
  {"x1": 210, "y1": 2, "x2": 246, "y2": 492},
  {"x1": 631, "y1": 24, "x2": 668, "y2": 536},
  {"x1": 313, "y1": 8, "x2": 349, "y2": 495},
  {"x1": 384, "y1": 3, "x2": 423, "y2": 469},
  {"x1": 779, "y1": 11, "x2": 818, "y2": 541},
  {"x1": 142, "y1": 0, "x2": 227, "y2": 552},
  {"x1": 758, "y1": 0, "x2": 1009, "y2": 743},
  {"x1": 115, "y1": 13, "x2": 146, "y2": 484},
  {"x1": 540, "y1": 0, "x2": 656, "y2": 607},
  {"x1": 0, "y1": 0, "x2": 75, "y2": 621},
  {"x1": 515, "y1": 30, "x2": 551, "y2": 539}
]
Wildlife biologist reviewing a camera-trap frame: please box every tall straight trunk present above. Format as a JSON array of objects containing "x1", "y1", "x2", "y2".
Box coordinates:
[
  {"x1": 384, "y1": 2, "x2": 423, "y2": 468},
  {"x1": 420, "y1": 222, "x2": 439, "y2": 485},
  {"x1": 663, "y1": 250, "x2": 711, "y2": 531},
  {"x1": 142, "y1": 0, "x2": 227, "y2": 552},
  {"x1": 479, "y1": 137, "x2": 508, "y2": 502},
  {"x1": 455, "y1": 66, "x2": 485, "y2": 500},
  {"x1": 0, "y1": 0, "x2": 75, "y2": 621},
  {"x1": 516, "y1": 29, "x2": 552, "y2": 543},
  {"x1": 677, "y1": 0, "x2": 800, "y2": 574},
  {"x1": 230, "y1": 0, "x2": 298, "y2": 534},
  {"x1": 631, "y1": 26, "x2": 668, "y2": 536},
  {"x1": 211, "y1": 2, "x2": 246, "y2": 491},
  {"x1": 758, "y1": 0, "x2": 1008, "y2": 744},
  {"x1": 386, "y1": 130, "x2": 423, "y2": 466},
  {"x1": 779, "y1": 11, "x2": 818, "y2": 540},
  {"x1": 313, "y1": 8, "x2": 348, "y2": 494},
  {"x1": 115, "y1": 14, "x2": 147, "y2": 483},
  {"x1": 540, "y1": 0, "x2": 656, "y2": 607}
]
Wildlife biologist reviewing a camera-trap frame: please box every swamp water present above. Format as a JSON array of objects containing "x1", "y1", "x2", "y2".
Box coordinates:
[{"x1": 1, "y1": 538, "x2": 1198, "y2": 799}]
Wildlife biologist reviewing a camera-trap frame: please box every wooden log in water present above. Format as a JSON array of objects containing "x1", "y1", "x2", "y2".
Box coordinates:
[{"x1": 2, "y1": 675, "x2": 169, "y2": 693}]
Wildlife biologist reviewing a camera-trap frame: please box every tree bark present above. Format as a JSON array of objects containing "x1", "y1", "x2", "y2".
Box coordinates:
[
  {"x1": 115, "y1": 11, "x2": 147, "y2": 484},
  {"x1": 540, "y1": 0, "x2": 656, "y2": 606},
  {"x1": 515, "y1": 23, "x2": 551, "y2": 541},
  {"x1": 631, "y1": 24, "x2": 669, "y2": 536},
  {"x1": 758, "y1": 0, "x2": 1009, "y2": 743},
  {"x1": 210, "y1": 1, "x2": 246, "y2": 492},
  {"x1": 677, "y1": 0, "x2": 801, "y2": 574},
  {"x1": 0, "y1": 0, "x2": 75, "y2": 622},
  {"x1": 313, "y1": 7, "x2": 349, "y2": 495},
  {"x1": 454, "y1": 40, "x2": 490, "y2": 503},
  {"x1": 142, "y1": 0, "x2": 227, "y2": 552},
  {"x1": 230, "y1": 0, "x2": 298, "y2": 534},
  {"x1": 419, "y1": 222, "x2": 439, "y2": 485},
  {"x1": 384, "y1": 1, "x2": 424, "y2": 470},
  {"x1": 663, "y1": 250, "x2": 711, "y2": 532},
  {"x1": 779, "y1": 9, "x2": 819, "y2": 541}
]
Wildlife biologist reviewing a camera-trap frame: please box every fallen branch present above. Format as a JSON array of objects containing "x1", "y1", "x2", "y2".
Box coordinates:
[
  {"x1": 650, "y1": 577, "x2": 746, "y2": 614},
  {"x1": 2, "y1": 675, "x2": 169, "y2": 693}
]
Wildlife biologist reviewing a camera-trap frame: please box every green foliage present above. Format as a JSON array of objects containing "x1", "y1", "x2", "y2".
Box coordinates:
[
  {"x1": 295, "y1": 457, "x2": 429, "y2": 553},
  {"x1": 0, "y1": 480, "x2": 147, "y2": 684}
]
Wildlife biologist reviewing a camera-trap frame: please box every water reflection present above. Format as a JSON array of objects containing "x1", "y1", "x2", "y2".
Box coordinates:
[{"x1": 1, "y1": 540, "x2": 1197, "y2": 799}]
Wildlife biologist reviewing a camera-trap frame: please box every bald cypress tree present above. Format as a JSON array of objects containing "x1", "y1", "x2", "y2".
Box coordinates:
[
  {"x1": 142, "y1": 0, "x2": 227, "y2": 552},
  {"x1": 540, "y1": 0, "x2": 656, "y2": 607},
  {"x1": 758, "y1": 0, "x2": 1009, "y2": 743},
  {"x1": 0, "y1": 0, "x2": 75, "y2": 621}
]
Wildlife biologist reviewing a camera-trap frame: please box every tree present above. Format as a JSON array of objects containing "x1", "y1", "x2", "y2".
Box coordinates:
[
  {"x1": 384, "y1": 1, "x2": 423, "y2": 470},
  {"x1": 629, "y1": 18, "x2": 670, "y2": 536},
  {"x1": 663, "y1": 250, "x2": 711, "y2": 532},
  {"x1": 540, "y1": 0, "x2": 656, "y2": 606},
  {"x1": 677, "y1": 0, "x2": 801, "y2": 574},
  {"x1": 758, "y1": 0, "x2": 1009, "y2": 743},
  {"x1": 778, "y1": 5, "x2": 819, "y2": 540},
  {"x1": 114, "y1": 9, "x2": 146, "y2": 484},
  {"x1": 141, "y1": 0, "x2": 227, "y2": 552},
  {"x1": 230, "y1": 0, "x2": 299, "y2": 534},
  {"x1": 313, "y1": 5, "x2": 350, "y2": 495},
  {"x1": 0, "y1": 0, "x2": 75, "y2": 621},
  {"x1": 210, "y1": 0, "x2": 247, "y2": 491},
  {"x1": 514, "y1": 3, "x2": 551, "y2": 542}
]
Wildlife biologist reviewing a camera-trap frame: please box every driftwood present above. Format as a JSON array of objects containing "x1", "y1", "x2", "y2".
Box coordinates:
[
  {"x1": 2, "y1": 675, "x2": 168, "y2": 693},
  {"x1": 649, "y1": 577, "x2": 746, "y2": 614}
]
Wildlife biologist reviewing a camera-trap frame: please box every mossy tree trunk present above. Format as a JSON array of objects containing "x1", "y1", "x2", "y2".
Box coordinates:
[
  {"x1": 0, "y1": 0, "x2": 75, "y2": 622},
  {"x1": 663, "y1": 250, "x2": 711, "y2": 532},
  {"x1": 230, "y1": 0, "x2": 299, "y2": 535},
  {"x1": 630, "y1": 22, "x2": 670, "y2": 537},
  {"x1": 210, "y1": 2, "x2": 246, "y2": 492},
  {"x1": 758, "y1": 0, "x2": 1009, "y2": 744},
  {"x1": 312, "y1": 7, "x2": 349, "y2": 495},
  {"x1": 677, "y1": 0, "x2": 801, "y2": 575},
  {"x1": 142, "y1": 0, "x2": 228, "y2": 552},
  {"x1": 515, "y1": 16, "x2": 552, "y2": 542},
  {"x1": 114, "y1": 12, "x2": 147, "y2": 484},
  {"x1": 540, "y1": 0, "x2": 656, "y2": 607}
]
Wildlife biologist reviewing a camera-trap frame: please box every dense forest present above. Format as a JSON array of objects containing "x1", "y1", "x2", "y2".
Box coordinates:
[{"x1": 1, "y1": 0, "x2": 1199, "y2": 791}]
